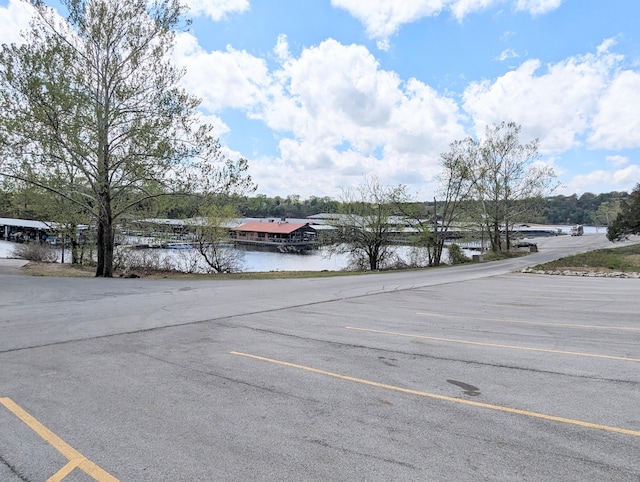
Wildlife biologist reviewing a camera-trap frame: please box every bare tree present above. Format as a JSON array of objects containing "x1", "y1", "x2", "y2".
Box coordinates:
[
  {"x1": 193, "y1": 204, "x2": 244, "y2": 273},
  {"x1": 326, "y1": 176, "x2": 396, "y2": 271},
  {"x1": 0, "y1": 0, "x2": 253, "y2": 276}
]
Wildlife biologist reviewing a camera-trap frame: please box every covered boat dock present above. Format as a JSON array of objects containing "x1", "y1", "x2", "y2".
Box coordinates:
[{"x1": 0, "y1": 217, "x2": 52, "y2": 242}]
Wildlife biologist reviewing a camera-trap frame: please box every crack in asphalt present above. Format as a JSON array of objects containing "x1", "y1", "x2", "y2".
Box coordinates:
[
  {"x1": 307, "y1": 438, "x2": 420, "y2": 470},
  {"x1": 0, "y1": 454, "x2": 30, "y2": 482}
]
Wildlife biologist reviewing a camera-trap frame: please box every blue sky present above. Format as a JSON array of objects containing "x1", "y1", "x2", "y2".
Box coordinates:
[{"x1": 2, "y1": 0, "x2": 639, "y2": 199}]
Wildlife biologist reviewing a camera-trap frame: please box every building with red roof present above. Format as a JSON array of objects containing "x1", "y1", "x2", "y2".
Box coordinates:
[{"x1": 230, "y1": 220, "x2": 318, "y2": 252}]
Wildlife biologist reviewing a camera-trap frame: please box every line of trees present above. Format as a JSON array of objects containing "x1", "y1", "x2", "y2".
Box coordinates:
[
  {"x1": 328, "y1": 122, "x2": 558, "y2": 269},
  {"x1": 1, "y1": 183, "x2": 629, "y2": 230}
]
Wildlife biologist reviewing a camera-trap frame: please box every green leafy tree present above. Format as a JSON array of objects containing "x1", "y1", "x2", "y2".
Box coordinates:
[
  {"x1": 447, "y1": 243, "x2": 470, "y2": 265},
  {"x1": 470, "y1": 122, "x2": 557, "y2": 251},
  {"x1": 0, "y1": 179, "x2": 56, "y2": 220},
  {"x1": 0, "y1": 184, "x2": 12, "y2": 217},
  {"x1": 607, "y1": 184, "x2": 640, "y2": 241},
  {"x1": 20, "y1": 177, "x2": 93, "y2": 264},
  {"x1": 593, "y1": 199, "x2": 622, "y2": 229},
  {"x1": 0, "y1": 0, "x2": 253, "y2": 277},
  {"x1": 392, "y1": 138, "x2": 476, "y2": 266}
]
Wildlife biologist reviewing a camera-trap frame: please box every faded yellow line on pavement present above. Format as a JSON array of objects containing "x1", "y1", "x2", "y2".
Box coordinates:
[
  {"x1": 417, "y1": 311, "x2": 640, "y2": 331},
  {"x1": 346, "y1": 327, "x2": 640, "y2": 362},
  {"x1": 231, "y1": 351, "x2": 640, "y2": 437},
  {"x1": 466, "y1": 301, "x2": 639, "y2": 317},
  {"x1": 0, "y1": 397, "x2": 118, "y2": 482}
]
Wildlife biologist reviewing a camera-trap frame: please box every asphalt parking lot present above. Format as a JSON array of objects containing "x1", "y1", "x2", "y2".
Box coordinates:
[{"x1": 0, "y1": 234, "x2": 638, "y2": 481}]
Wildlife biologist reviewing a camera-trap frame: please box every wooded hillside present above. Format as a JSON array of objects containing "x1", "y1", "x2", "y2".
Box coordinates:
[{"x1": 0, "y1": 187, "x2": 630, "y2": 227}]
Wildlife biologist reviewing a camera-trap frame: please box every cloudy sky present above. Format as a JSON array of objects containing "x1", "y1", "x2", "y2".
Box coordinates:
[{"x1": 1, "y1": 0, "x2": 639, "y2": 199}]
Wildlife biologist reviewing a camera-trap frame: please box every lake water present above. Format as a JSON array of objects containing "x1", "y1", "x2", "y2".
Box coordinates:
[
  {"x1": 0, "y1": 239, "x2": 349, "y2": 271},
  {"x1": 1, "y1": 240, "x2": 437, "y2": 272},
  {"x1": 0, "y1": 240, "x2": 17, "y2": 258},
  {"x1": 159, "y1": 246, "x2": 351, "y2": 272},
  {"x1": 118, "y1": 244, "x2": 443, "y2": 273}
]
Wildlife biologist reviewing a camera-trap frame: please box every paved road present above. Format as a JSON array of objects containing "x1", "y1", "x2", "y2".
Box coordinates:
[{"x1": 0, "y1": 234, "x2": 638, "y2": 481}]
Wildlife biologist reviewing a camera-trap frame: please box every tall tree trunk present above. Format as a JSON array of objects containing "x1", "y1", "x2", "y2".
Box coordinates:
[
  {"x1": 491, "y1": 221, "x2": 501, "y2": 252},
  {"x1": 96, "y1": 189, "x2": 115, "y2": 277},
  {"x1": 96, "y1": 221, "x2": 104, "y2": 276},
  {"x1": 71, "y1": 238, "x2": 80, "y2": 264},
  {"x1": 95, "y1": 187, "x2": 115, "y2": 277},
  {"x1": 369, "y1": 243, "x2": 379, "y2": 270},
  {"x1": 103, "y1": 219, "x2": 114, "y2": 277}
]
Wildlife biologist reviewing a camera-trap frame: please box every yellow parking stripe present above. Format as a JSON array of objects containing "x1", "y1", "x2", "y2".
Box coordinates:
[
  {"x1": 48, "y1": 459, "x2": 82, "y2": 482},
  {"x1": 417, "y1": 311, "x2": 640, "y2": 331},
  {"x1": 346, "y1": 326, "x2": 640, "y2": 362},
  {"x1": 0, "y1": 397, "x2": 118, "y2": 482},
  {"x1": 231, "y1": 351, "x2": 640, "y2": 437}
]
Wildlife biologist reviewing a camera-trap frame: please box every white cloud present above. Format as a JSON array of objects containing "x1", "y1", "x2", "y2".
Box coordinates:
[
  {"x1": 330, "y1": 0, "x2": 449, "y2": 43},
  {"x1": 184, "y1": 0, "x2": 249, "y2": 21},
  {"x1": 611, "y1": 164, "x2": 640, "y2": 185},
  {"x1": 330, "y1": 0, "x2": 563, "y2": 50},
  {"x1": 514, "y1": 0, "x2": 563, "y2": 16},
  {"x1": 462, "y1": 41, "x2": 624, "y2": 153},
  {"x1": 273, "y1": 34, "x2": 290, "y2": 62},
  {"x1": 0, "y1": 0, "x2": 36, "y2": 45},
  {"x1": 597, "y1": 36, "x2": 618, "y2": 55},
  {"x1": 376, "y1": 37, "x2": 391, "y2": 52},
  {"x1": 174, "y1": 32, "x2": 271, "y2": 113},
  {"x1": 607, "y1": 155, "x2": 629, "y2": 167},
  {"x1": 196, "y1": 112, "x2": 231, "y2": 137},
  {"x1": 178, "y1": 36, "x2": 466, "y2": 196},
  {"x1": 496, "y1": 48, "x2": 519, "y2": 61},
  {"x1": 257, "y1": 39, "x2": 465, "y2": 190},
  {"x1": 564, "y1": 164, "x2": 640, "y2": 194},
  {"x1": 589, "y1": 70, "x2": 640, "y2": 150},
  {"x1": 449, "y1": 0, "x2": 498, "y2": 20}
]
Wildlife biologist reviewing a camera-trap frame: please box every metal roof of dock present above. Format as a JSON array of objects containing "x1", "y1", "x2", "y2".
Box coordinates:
[
  {"x1": 232, "y1": 221, "x2": 314, "y2": 234},
  {"x1": 0, "y1": 217, "x2": 52, "y2": 230}
]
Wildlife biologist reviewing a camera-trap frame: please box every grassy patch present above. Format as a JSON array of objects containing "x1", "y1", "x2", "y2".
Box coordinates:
[
  {"x1": 22, "y1": 262, "x2": 95, "y2": 277},
  {"x1": 532, "y1": 243, "x2": 640, "y2": 272},
  {"x1": 482, "y1": 250, "x2": 528, "y2": 261}
]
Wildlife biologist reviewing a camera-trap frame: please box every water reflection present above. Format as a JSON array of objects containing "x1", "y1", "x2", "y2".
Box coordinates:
[
  {"x1": 241, "y1": 248, "x2": 348, "y2": 272},
  {"x1": 149, "y1": 245, "x2": 457, "y2": 273}
]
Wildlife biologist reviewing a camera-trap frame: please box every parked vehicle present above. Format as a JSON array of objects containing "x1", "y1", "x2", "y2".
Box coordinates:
[
  {"x1": 570, "y1": 225, "x2": 584, "y2": 236},
  {"x1": 515, "y1": 240, "x2": 536, "y2": 248}
]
